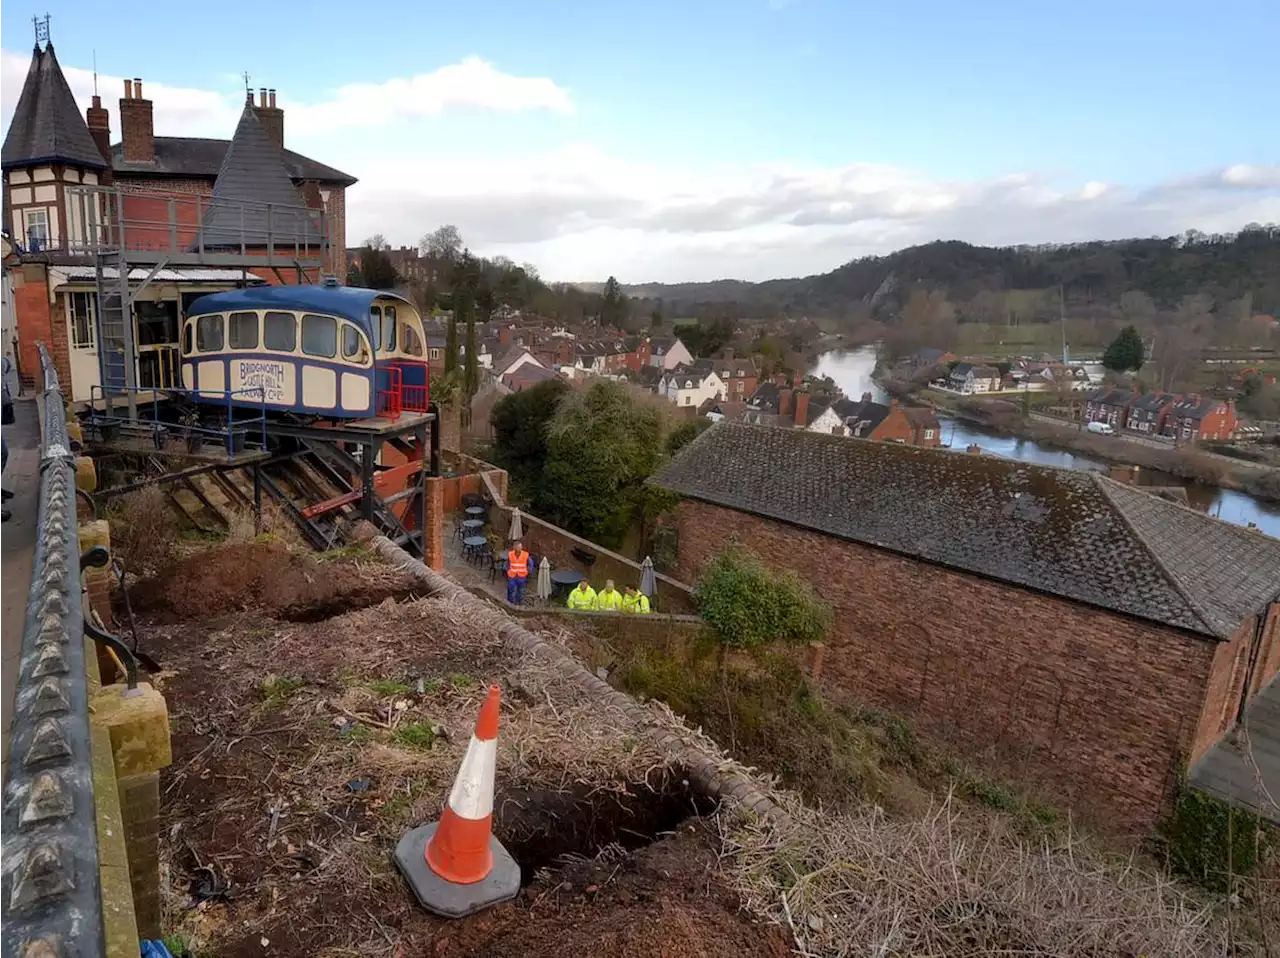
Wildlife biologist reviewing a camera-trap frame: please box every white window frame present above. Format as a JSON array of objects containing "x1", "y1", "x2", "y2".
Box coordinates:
[
  {"x1": 68, "y1": 291, "x2": 96, "y2": 349},
  {"x1": 924, "y1": 428, "x2": 935, "y2": 440},
  {"x1": 24, "y1": 208, "x2": 50, "y2": 248}
]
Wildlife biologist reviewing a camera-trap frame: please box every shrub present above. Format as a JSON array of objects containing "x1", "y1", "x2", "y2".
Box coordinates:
[{"x1": 695, "y1": 544, "x2": 830, "y2": 652}]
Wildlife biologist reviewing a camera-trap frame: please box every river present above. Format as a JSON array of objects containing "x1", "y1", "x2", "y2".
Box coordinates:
[{"x1": 810, "y1": 347, "x2": 1280, "y2": 538}]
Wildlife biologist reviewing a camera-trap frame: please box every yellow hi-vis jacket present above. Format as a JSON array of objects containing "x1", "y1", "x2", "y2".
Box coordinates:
[
  {"x1": 596, "y1": 588, "x2": 623, "y2": 612},
  {"x1": 566, "y1": 584, "x2": 598, "y2": 610},
  {"x1": 622, "y1": 592, "x2": 651, "y2": 614}
]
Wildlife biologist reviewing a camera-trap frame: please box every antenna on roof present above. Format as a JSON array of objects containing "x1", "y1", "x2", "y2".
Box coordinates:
[
  {"x1": 33, "y1": 13, "x2": 51, "y2": 48},
  {"x1": 93, "y1": 49, "x2": 99, "y2": 95}
]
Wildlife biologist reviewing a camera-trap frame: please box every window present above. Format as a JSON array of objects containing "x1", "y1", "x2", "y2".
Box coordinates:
[
  {"x1": 183, "y1": 322, "x2": 193, "y2": 354},
  {"x1": 263, "y1": 311, "x2": 296, "y2": 352},
  {"x1": 400, "y1": 323, "x2": 423, "y2": 357},
  {"x1": 196, "y1": 314, "x2": 224, "y2": 352},
  {"x1": 734, "y1": 380, "x2": 744, "y2": 393},
  {"x1": 381, "y1": 305, "x2": 397, "y2": 351},
  {"x1": 429, "y1": 348, "x2": 441, "y2": 361},
  {"x1": 683, "y1": 395, "x2": 692, "y2": 405},
  {"x1": 68, "y1": 292, "x2": 95, "y2": 349},
  {"x1": 24, "y1": 209, "x2": 49, "y2": 249},
  {"x1": 228, "y1": 311, "x2": 259, "y2": 350},
  {"x1": 924, "y1": 429, "x2": 935, "y2": 440},
  {"x1": 341, "y1": 324, "x2": 367, "y2": 362},
  {"x1": 301, "y1": 313, "x2": 337, "y2": 358}
]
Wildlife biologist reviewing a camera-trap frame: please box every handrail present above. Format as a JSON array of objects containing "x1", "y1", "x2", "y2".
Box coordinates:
[
  {"x1": 89, "y1": 383, "x2": 269, "y2": 456},
  {"x1": 1, "y1": 344, "x2": 106, "y2": 954}
]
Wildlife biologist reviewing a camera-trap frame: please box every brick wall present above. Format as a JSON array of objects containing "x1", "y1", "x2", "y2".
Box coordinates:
[
  {"x1": 1189, "y1": 602, "x2": 1280, "y2": 763},
  {"x1": 325, "y1": 187, "x2": 347, "y2": 279},
  {"x1": 12, "y1": 264, "x2": 54, "y2": 389},
  {"x1": 672, "y1": 498, "x2": 1223, "y2": 835}
]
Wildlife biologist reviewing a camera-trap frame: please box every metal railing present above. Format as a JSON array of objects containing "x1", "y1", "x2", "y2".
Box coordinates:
[
  {"x1": 88, "y1": 384, "x2": 269, "y2": 459},
  {"x1": 2, "y1": 345, "x2": 105, "y2": 955}
]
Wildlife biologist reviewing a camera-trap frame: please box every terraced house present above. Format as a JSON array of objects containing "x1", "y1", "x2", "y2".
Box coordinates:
[{"x1": 654, "y1": 424, "x2": 1280, "y2": 835}]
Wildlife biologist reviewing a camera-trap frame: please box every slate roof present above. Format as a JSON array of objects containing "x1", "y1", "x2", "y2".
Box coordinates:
[
  {"x1": 2, "y1": 44, "x2": 108, "y2": 170},
  {"x1": 494, "y1": 346, "x2": 538, "y2": 374},
  {"x1": 1131, "y1": 391, "x2": 1177, "y2": 413},
  {"x1": 1087, "y1": 387, "x2": 1133, "y2": 407},
  {"x1": 840, "y1": 399, "x2": 893, "y2": 436},
  {"x1": 110, "y1": 136, "x2": 356, "y2": 185},
  {"x1": 652, "y1": 423, "x2": 1280, "y2": 639},
  {"x1": 748, "y1": 382, "x2": 782, "y2": 410},
  {"x1": 199, "y1": 103, "x2": 322, "y2": 249},
  {"x1": 1171, "y1": 395, "x2": 1224, "y2": 419}
]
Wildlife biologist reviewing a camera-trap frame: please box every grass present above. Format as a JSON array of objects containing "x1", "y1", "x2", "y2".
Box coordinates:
[
  {"x1": 368, "y1": 677, "x2": 413, "y2": 697},
  {"x1": 259, "y1": 674, "x2": 305, "y2": 708},
  {"x1": 391, "y1": 721, "x2": 437, "y2": 750}
]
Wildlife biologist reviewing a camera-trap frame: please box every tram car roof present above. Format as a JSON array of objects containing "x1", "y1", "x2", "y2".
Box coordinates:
[{"x1": 185, "y1": 286, "x2": 414, "y2": 340}]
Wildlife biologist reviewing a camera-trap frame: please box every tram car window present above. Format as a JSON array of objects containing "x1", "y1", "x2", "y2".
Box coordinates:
[{"x1": 180, "y1": 286, "x2": 430, "y2": 419}]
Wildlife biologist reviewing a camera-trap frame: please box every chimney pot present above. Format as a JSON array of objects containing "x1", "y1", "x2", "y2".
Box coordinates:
[
  {"x1": 260, "y1": 87, "x2": 268, "y2": 107},
  {"x1": 133, "y1": 78, "x2": 143, "y2": 98},
  {"x1": 92, "y1": 94, "x2": 102, "y2": 108},
  {"x1": 794, "y1": 390, "x2": 810, "y2": 427},
  {"x1": 123, "y1": 78, "x2": 133, "y2": 99},
  {"x1": 120, "y1": 79, "x2": 155, "y2": 163},
  {"x1": 268, "y1": 89, "x2": 277, "y2": 108}
]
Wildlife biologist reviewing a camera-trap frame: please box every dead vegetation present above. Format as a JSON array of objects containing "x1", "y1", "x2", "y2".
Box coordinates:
[{"x1": 133, "y1": 537, "x2": 1252, "y2": 956}]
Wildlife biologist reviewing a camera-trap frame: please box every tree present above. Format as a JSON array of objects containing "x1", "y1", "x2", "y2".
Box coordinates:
[
  {"x1": 1102, "y1": 325, "x2": 1145, "y2": 372},
  {"x1": 665, "y1": 417, "x2": 711, "y2": 456},
  {"x1": 601, "y1": 276, "x2": 629, "y2": 329},
  {"x1": 353, "y1": 236, "x2": 399, "y2": 289},
  {"x1": 490, "y1": 378, "x2": 572, "y2": 492},
  {"x1": 464, "y1": 313, "x2": 479, "y2": 399},
  {"x1": 421, "y1": 224, "x2": 463, "y2": 264},
  {"x1": 695, "y1": 544, "x2": 830, "y2": 653},
  {"x1": 536, "y1": 381, "x2": 666, "y2": 548},
  {"x1": 444, "y1": 314, "x2": 459, "y2": 376}
]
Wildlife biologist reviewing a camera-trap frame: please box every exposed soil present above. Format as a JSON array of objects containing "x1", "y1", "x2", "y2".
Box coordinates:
[
  {"x1": 127, "y1": 540, "x2": 422, "y2": 621},
  {"x1": 145, "y1": 542, "x2": 789, "y2": 958}
]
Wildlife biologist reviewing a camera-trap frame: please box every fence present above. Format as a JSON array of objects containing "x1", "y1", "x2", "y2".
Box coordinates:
[{"x1": 2, "y1": 345, "x2": 105, "y2": 953}]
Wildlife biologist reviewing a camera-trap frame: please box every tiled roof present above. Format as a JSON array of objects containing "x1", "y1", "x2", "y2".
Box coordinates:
[
  {"x1": 652, "y1": 423, "x2": 1280, "y2": 639},
  {"x1": 2, "y1": 44, "x2": 108, "y2": 170},
  {"x1": 110, "y1": 136, "x2": 356, "y2": 185},
  {"x1": 1171, "y1": 395, "x2": 1224, "y2": 419},
  {"x1": 1087, "y1": 387, "x2": 1133, "y2": 407},
  {"x1": 1131, "y1": 391, "x2": 1177, "y2": 412},
  {"x1": 902, "y1": 406, "x2": 940, "y2": 428},
  {"x1": 840, "y1": 399, "x2": 892, "y2": 436},
  {"x1": 199, "y1": 103, "x2": 322, "y2": 248}
]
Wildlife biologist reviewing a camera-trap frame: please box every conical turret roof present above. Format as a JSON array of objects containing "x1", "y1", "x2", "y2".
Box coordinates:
[
  {"x1": 198, "y1": 99, "x2": 321, "y2": 249},
  {"x1": 2, "y1": 43, "x2": 107, "y2": 170}
]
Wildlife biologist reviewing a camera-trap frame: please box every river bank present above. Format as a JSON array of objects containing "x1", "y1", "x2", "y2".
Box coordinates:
[{"x1": 907, "y1": 383, "x2": 1280, "y2": 503}]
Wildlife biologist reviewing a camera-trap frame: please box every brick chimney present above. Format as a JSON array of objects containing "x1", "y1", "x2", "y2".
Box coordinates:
[
  {"x1": 778, "y1": 388, "x2": 793, "y2": 418},
  {"x1": 119, "y1": 78, "x2": 154, "y2": 163},
  {"x1": 86, "y1": 94, "x2": 112, "y2": 163},
  {"x1": 254, "y1": 88, "x2": 285, "y2": 152},
  {"x1": 499, "y1": 327, "x2": 512, "y2": 346},
  {"x1": 793, "y1": 391, "x2": 810, "y2": 427}
]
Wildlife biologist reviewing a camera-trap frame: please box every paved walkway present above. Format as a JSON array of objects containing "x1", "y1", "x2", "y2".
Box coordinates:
[
  {"x1": 1190, "y1": 679, "x2": 1280, "y2": 823},
  {"x1": 2, "y1": 399, "x2": 42, "y2": 785}
]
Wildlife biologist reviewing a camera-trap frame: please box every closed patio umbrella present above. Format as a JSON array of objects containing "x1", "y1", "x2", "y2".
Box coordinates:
[
  {"x1": 639, "y1": 556, "x2": 657, "y2": 598},
  {"x1": 536, "y1": 556, "x2": 553, "y2": 602},
  {"x1": 509, "y1": 508, "x2": 525, "y2": 542}
]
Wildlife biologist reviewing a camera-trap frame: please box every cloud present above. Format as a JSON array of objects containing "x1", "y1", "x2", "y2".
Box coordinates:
[
  {"x1": 0, "y1": 48, "x2": 573, "y2": 141},
  {"x1": 345, "y1": 148, "x2": 1280, "y2": 282}
]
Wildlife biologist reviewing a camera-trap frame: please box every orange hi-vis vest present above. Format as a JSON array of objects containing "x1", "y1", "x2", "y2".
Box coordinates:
[{"x1": 507, "y1": 549, "x2": 529, "y2": 578}]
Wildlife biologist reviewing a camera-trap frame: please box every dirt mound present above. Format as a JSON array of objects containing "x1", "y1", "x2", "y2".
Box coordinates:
[{"x1": 128, "y1": 540, "x2": 418, "y2": 620}]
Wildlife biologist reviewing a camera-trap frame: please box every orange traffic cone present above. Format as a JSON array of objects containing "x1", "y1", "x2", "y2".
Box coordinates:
[{"x1": 394, "y1": 685, "x2": 521, "y2": 917}]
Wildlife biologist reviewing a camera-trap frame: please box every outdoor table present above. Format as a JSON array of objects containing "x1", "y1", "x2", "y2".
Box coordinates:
[
  {"x1": 550, "y1": 568, "x2": 585, "y2": 600},
  {"x1": 462, "y1": 536, "x2": 488, "y2": 563},
  {"x1": 461, "y1": 519, "x2": 484, "y2": 533},
  {"x1": 464, "y1": 505, "x2": 486, "y2": 518}
]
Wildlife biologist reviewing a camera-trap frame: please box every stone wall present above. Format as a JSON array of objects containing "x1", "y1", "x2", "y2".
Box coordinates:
[{"x1": 672, "y1": 497, "x2": 1225, "y2": 836}]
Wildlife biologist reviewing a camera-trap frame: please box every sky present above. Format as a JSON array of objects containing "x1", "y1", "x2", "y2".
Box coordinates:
[{"x1": 2, "y1": 0, "x2": 1278, "y2": 283}]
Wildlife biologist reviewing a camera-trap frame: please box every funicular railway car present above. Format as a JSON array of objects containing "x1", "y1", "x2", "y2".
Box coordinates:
[{"x1": 180, "y1": 285, "x2": 430, "y2": 419}]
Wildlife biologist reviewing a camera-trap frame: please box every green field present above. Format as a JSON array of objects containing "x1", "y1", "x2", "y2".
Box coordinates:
[{"x1": 955, "y1": 322, "x2": 1105, "y2": 359}]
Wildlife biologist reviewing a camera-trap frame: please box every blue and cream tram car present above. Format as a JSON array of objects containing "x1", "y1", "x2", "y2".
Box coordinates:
[{"x1": 180, "y1": 285, "x2": 430, "y2": 419}]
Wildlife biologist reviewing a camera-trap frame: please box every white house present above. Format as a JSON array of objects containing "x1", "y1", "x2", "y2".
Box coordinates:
[
  {"x1": 649, "y1": 336, "x2": 694, "y2": 371},
  {"x1": 803, "y1": 401, "x2": 848, "y2": 435},
  {"x1": 660, "y1": 361, "x2": 725, "y2": 408},
  {"x1": 948, "y1": 362, "x2": 1001, "y2": 395},
  {"x1": 493, "y1": 346, "x2": 542, "y2": 379}
]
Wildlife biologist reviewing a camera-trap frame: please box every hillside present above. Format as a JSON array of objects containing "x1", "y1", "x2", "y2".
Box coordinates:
[{"x1": 623, "y1": 226, "x2": 1280, "y2": 320}]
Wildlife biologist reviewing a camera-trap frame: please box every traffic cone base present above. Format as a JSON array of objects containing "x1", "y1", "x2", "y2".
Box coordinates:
[{"x1": 394, "y1": 821, "x2": 521, "y2": 918}]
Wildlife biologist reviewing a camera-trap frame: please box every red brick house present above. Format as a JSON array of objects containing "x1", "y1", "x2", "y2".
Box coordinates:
[
  {"x1": 1166, "y1": 395, "x2": 1238, "y2": 442},
  {"x1": 1084, "y1": 387, "x2": 1132, "y2": 428},
  {"x1": 715, "y1": 355, "x2": 760, "y2": 401},
  {"x1": 2, "y1": 41, "x2": 354, "y2": 396},
  {"x1": 654, "y1": 424, "x2": 1280, "y2": 835},
  {"x1": 1125, "y1": 391, "x2": 1177, "y2": 435},
  {"x1": 837, "y1": 396, "x2": 940, "y2": 447}
]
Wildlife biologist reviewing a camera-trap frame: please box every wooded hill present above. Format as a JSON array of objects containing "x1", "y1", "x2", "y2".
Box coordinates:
[{"x1": 623, "y1": 226, "x2": 1280, "y2": 321}]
